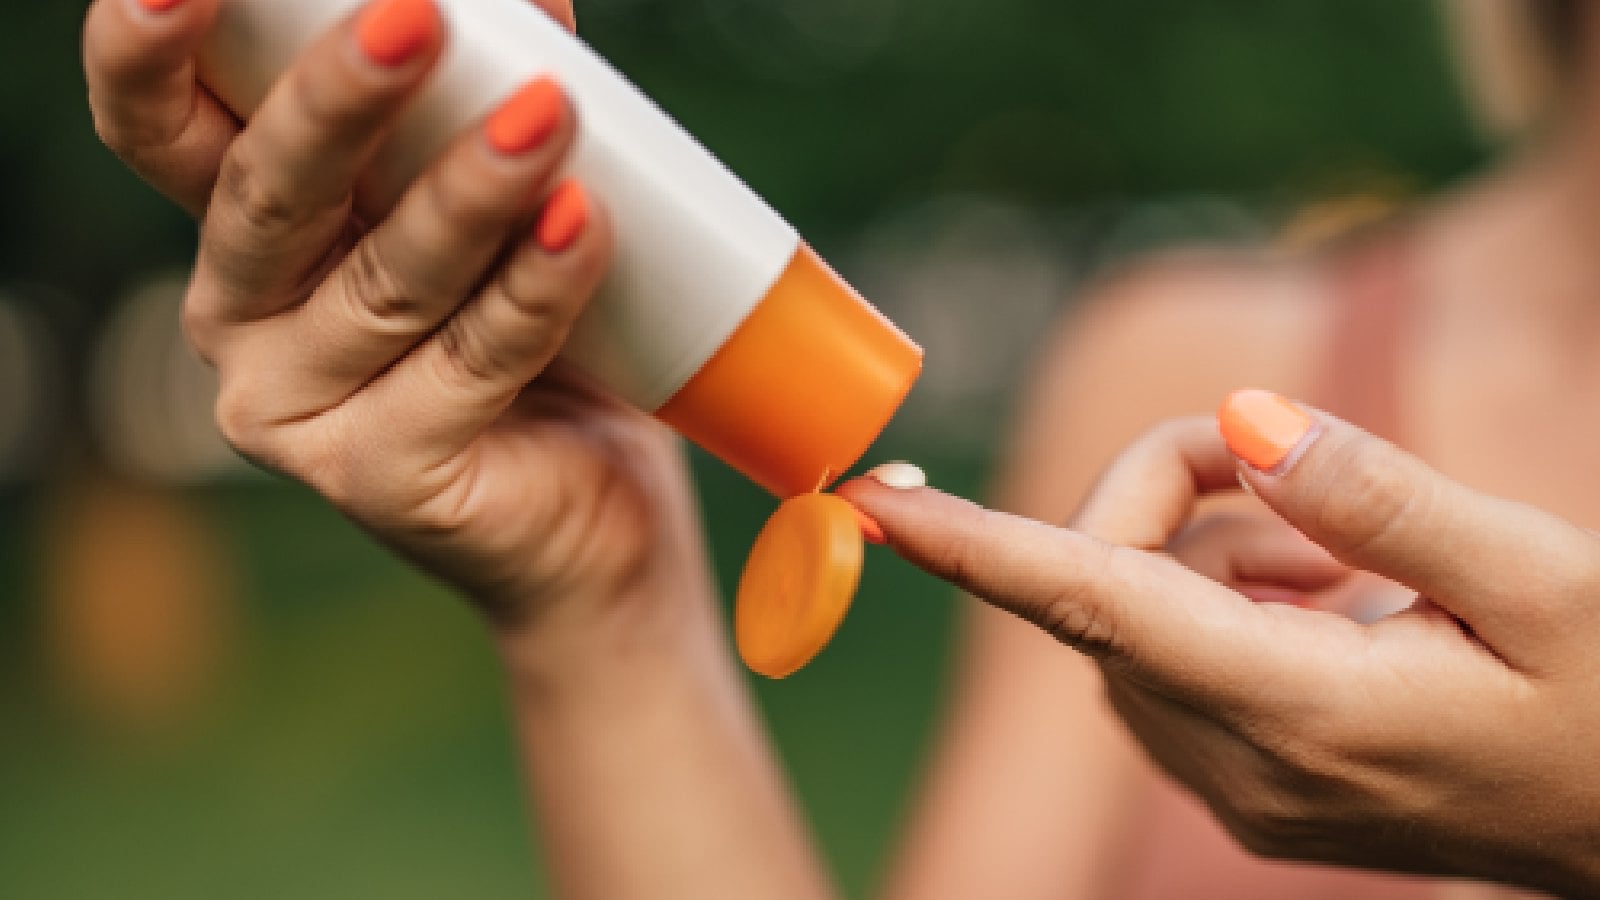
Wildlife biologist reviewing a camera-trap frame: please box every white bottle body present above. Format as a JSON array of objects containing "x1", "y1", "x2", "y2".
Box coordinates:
[{"x1": 197, "y1": 0, "x2": 800, "y2": 411}]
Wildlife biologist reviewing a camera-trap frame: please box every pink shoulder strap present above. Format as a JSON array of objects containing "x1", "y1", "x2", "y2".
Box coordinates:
[{"x1": 1313, "y1": 228, "x2": 1419, "y2": 446}]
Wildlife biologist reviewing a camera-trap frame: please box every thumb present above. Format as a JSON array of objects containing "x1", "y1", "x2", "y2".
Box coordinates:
[
  {"x1": 836, "y1": 469, "x2": 1325, "y2": 711},
  {"x1": 1220, "y1": 389, "x2": 1598, "y2": 667}
]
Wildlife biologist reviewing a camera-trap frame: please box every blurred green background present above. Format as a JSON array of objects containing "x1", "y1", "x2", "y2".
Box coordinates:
[{"x1": 0, "y1": 1, "x2": 1483, "y2": 897}]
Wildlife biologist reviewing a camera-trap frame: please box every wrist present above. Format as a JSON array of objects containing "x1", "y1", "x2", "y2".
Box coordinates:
[{"x1": 489, "y1": 571, "x2": 729, "y2": 700}]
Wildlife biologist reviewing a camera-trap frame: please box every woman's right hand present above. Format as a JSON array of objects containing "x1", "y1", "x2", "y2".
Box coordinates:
[
  {"x1": 843, "y1": 395, "x2": 1600, "y2": 895},
  {"x1": 82, "y1": 0, "x2": 717, "y2": 664}
]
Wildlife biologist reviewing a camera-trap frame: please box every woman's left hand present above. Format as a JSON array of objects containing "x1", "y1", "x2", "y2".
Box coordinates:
[{"x1": 841, "y1": 392, "x2": 1600, "y2": 897}]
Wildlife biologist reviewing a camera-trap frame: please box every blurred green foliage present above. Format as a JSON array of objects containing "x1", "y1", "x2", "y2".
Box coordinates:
[
  {"x1": 1, "y1": 1, "x2": 1486, "y2": 897},
  {"x1": 5, "y1": 0, "x2": 1479, "y2": 305}
]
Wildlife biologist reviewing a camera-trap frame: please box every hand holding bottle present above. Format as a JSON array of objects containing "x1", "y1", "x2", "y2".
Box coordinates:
[{"x1": 82, "y1": 0, "x2": 718, "y2": 665}]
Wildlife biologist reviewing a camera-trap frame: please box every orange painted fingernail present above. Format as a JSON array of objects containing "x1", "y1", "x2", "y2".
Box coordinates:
[
  {"x1": 356, "y1": 0, "x2": 441, "y2": 68},
  {"x1": 851, "y1": 504, "x2": 886, "y2": 545},
  {"x1": 486, "y1": 77, "x2": 565, "y2": 156},
  {"x1": 536, "y1": 180, "x2": 588, "y2": 252},
  {"x1": 1218, "y1": 389, "x2": 1315, "y2": 473},
  {"x1": 137, "y1": 0, "x2": 185, "y2": 13}
]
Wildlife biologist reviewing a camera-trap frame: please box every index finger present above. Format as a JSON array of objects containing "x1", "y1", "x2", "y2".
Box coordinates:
[
  {"x1": 84, "y1": 0, "x2": 237, "y2": 216},
  {"x1": 838, "y1": 477, "x2": 1343, "y2": 716}
]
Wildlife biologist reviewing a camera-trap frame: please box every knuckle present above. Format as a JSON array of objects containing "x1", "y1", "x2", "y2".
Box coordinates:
[
  {"x1": 432, "y1": 317, "x2": 502, "y2": 390},
  {"x1": 505, "y1": 304, "x2": 568, "y2": 366},
  {"x1": 340, "y1": 240, "x2": 427, "y2": 331},
  {"x1": 405, "y1": 483, "x2": 477, "y2": 539},
  {"x1": 90, "y1": 106, "x2": 131, "y2": 157},
  {"x1": 500, "y1": 251, "x2": 594, "y2": 326},
  {"x1": 178, "y1": 292, "x2": 221, "y2": 365},
  {"x1": 290, "y1": 60, "x2": 379, "y2": 135},
  {"x1": 302, "y1": 442, "x2": 361, "y2": 512},
  {"x1": 216, "y1": 146, "x2": 304, "y2": 236},
  {"x1": 513, "y1": 284, "x2": 566, "y2": 322},
  {"x1": 89, "y1": 96, "x2": 182, "y2": 164},
  {"x1": 1310, "y1": 436, "x2": 1429, "y2": 559},
  {"x1": 485, "y1": 268, "x2": 598, "y2": 370},
  {"x1": 87, "y1": 82, "x2": 162, "y2": 157},
  {"x1": 427, "y1": 160, "x2": 515, "y2": 238},
  {"x1": 213, "y1": 380, "x2": 268, "y2": 460},
  {"x1": 1028, "y1": 542, "x2": 1120, "y2": 656}
]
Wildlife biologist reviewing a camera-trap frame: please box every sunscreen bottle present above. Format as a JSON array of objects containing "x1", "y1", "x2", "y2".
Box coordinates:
[{"x1": 196, "y1": 0, "x2": 922, "y2": 499}]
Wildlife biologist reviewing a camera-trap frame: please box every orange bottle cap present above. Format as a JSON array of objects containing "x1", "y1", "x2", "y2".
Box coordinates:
[
  {"x1": 656, "y1": 243, "x2": 923, "y2": 498},
  {"x1": 735, "y1": 492, "x2": 864, "y2": 678}
]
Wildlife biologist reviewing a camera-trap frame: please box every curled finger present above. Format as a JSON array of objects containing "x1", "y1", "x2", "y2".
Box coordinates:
[{"x1": 83, "y1": 0, "x2": 236, "y2": 214}]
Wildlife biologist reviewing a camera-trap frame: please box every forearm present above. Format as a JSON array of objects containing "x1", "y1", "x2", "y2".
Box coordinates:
[{"x1": 497, "y1": 589, "x2": 835, "y2": 900}]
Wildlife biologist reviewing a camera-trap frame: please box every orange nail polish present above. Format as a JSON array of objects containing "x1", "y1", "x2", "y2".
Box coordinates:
[
  {"x1": 851, "y1": 504, "x2": 886, "y2": 545},
  {"x1": 356, "y1": 0, "x2": 441, "y2": 68},
  {"x1": 1219, "y1": 389, "x2": 1315, "y2": 473},
  {"x1": 536, "y1": 180, "x2": 588, "y2": 252},
  {"x1": 486, "y1": 77, "x2": 565, "y2": 155},
  {"x1": 137, "y1": 0, "x2": 185, "y2": 12}
]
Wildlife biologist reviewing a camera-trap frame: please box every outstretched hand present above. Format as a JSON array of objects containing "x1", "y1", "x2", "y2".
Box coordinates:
[{"x1": 841, "y1": 390, "x2": 1600, "y2": 896}]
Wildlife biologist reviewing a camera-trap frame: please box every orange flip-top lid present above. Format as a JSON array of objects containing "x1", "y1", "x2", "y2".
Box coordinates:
[
  {"x1": 659, "y1": 243, "x2": 919, "y2": 677},
  {"x1": 734, "y1": 492, "x2": 864, "y2": 678},
  {"x1": 656, "y1": 243, "x2": 923, "y2": 499}
]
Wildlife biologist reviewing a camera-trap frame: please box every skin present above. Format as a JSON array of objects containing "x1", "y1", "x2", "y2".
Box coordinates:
[{"x1": 81, "y1": 0, "x2": 1600, "y2": 896}]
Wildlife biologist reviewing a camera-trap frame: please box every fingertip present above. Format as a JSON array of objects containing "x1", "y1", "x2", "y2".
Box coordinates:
[
  {"x1": 484, "y1": 76, "x2": 567, "y2": 157},
  {"x1": 87, "y1": 0, "x2": 218, "y2": 70},
  {"x1": 535, "y1": 179, "x2": 589, "y2": 253},
  {"x1": 523, "y1": 186, "x2": 611, "y2": 285},
  {"x1": 835, "y1": 475, "x2": 976, "y2": 544},
  {"x1": 846, "y1": 501, "x2": 886, "y2": 545},
  {"x1": 118, "y1": 0, "x2": 215, "y2": 26},
  {"x1": 833, "y1": 474, "x2": 896, "y2": 514},
  {"x1": 1218, "y1": 388, "x2": 1318, "y2": 475},
  {"x1": 355, "y1": 0, "x2": 443, "y2": 68}
]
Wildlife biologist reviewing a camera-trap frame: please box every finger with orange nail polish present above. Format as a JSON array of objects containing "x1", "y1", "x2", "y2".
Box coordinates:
[
  {"x1": 357, "y1": 0, "x2": 442, "y2": 68},
  {"x1": 1218, "y1": 389, "x2": 1317, "y2": 474},
  {"x1": 536, "y1": 180, "x2": 589, "y2": 252},
  {"x1": 486, "y1": 76, "x2": 565, "y2": 156}
]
